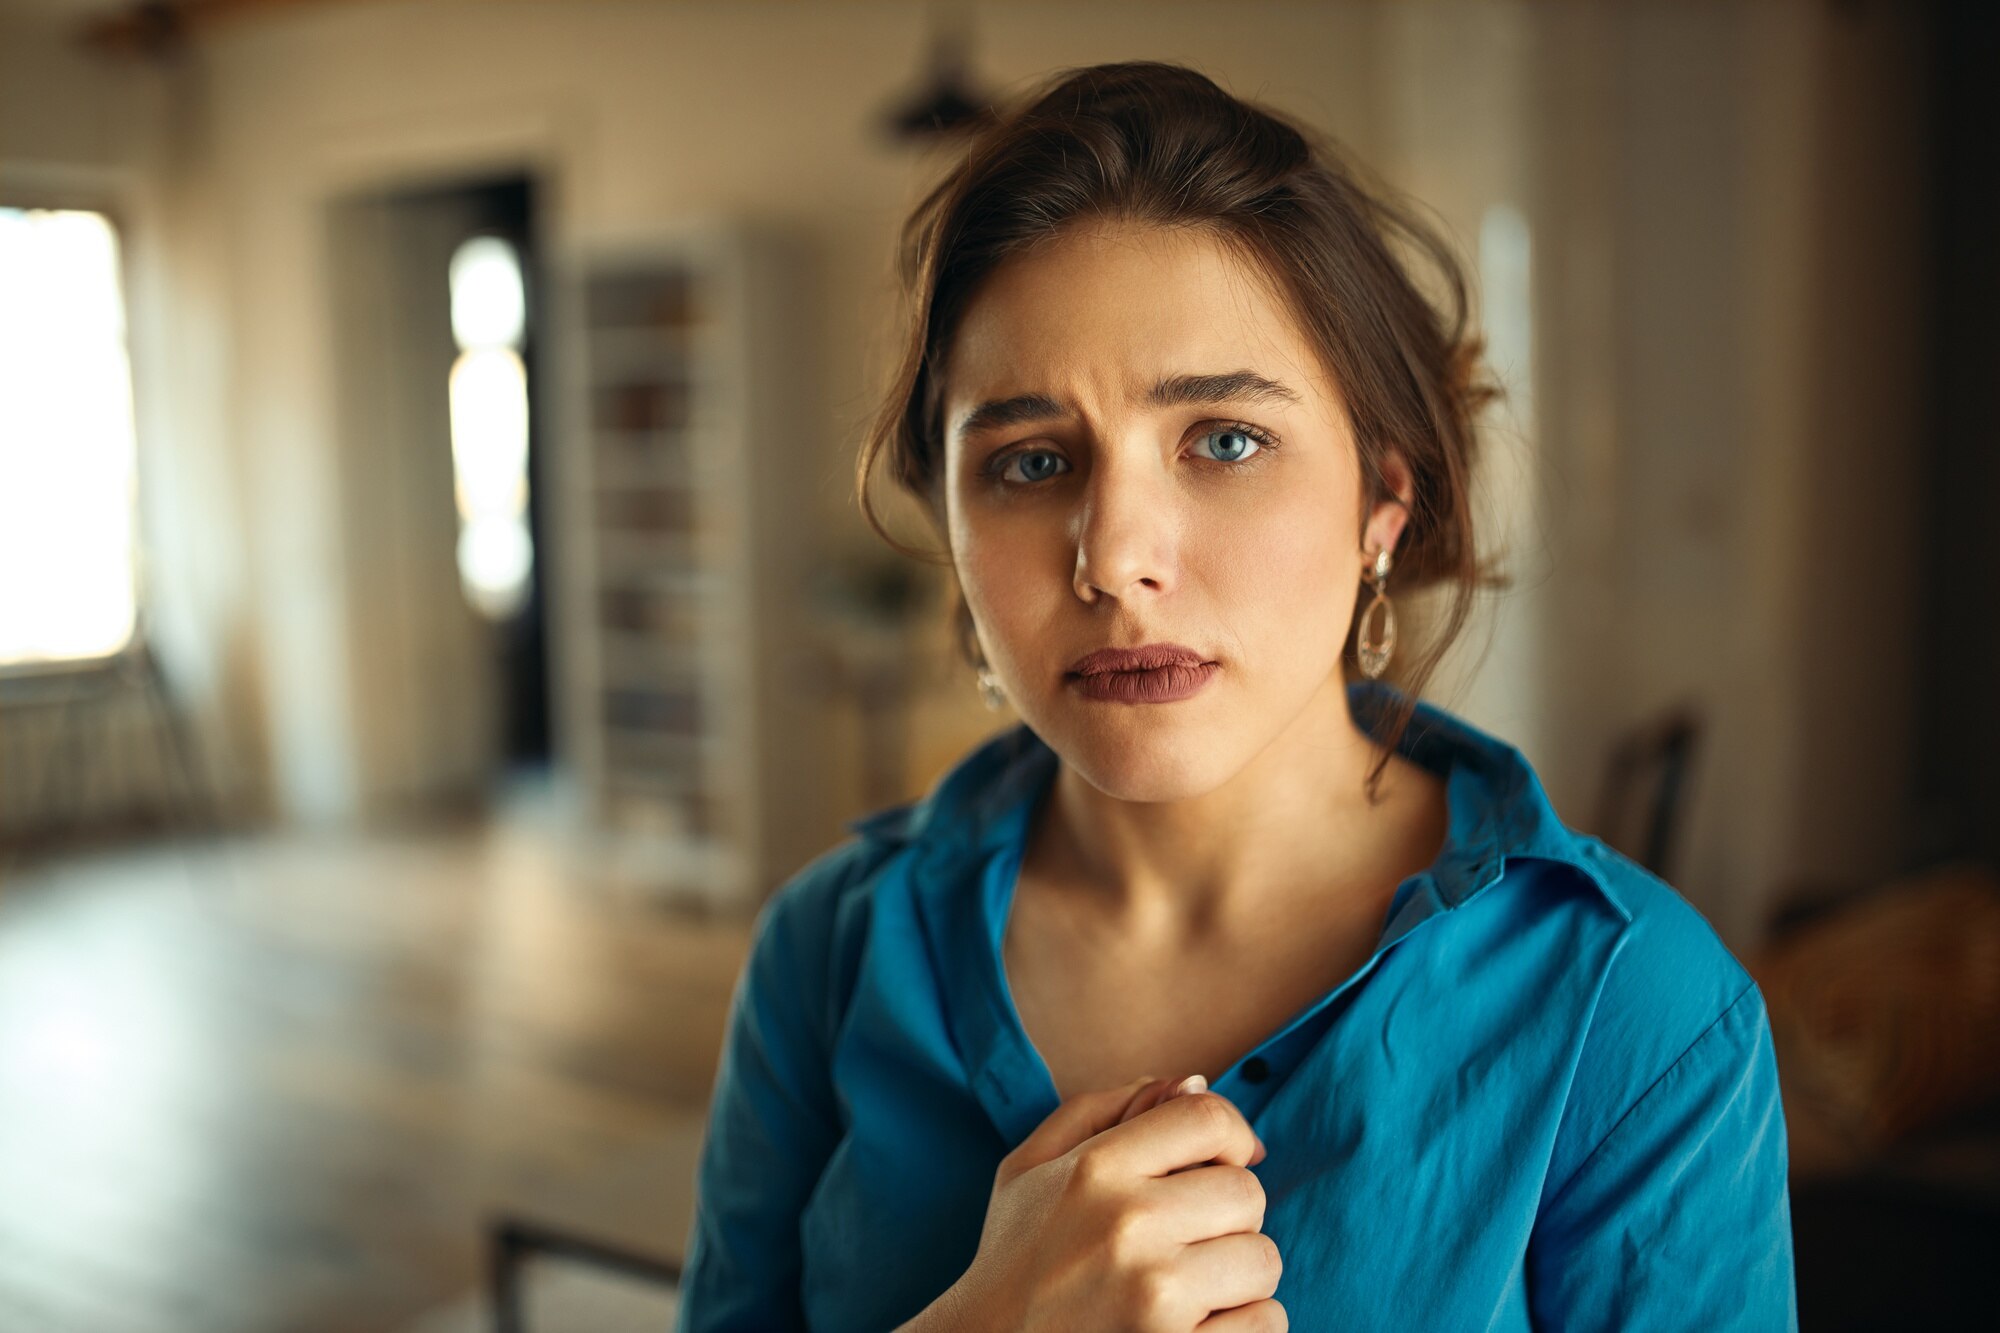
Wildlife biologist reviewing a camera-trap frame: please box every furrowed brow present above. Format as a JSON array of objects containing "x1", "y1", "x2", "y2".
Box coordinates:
[
  {"x1": 954, "y1": 392, "x2": 1069, "y2": 442},
  {"x1": 952, "y1": 371, "x2": 1298, "y2": 442},
  {"x1": 1146, "y1": 370, "x2": 1301, "y2": 410}
]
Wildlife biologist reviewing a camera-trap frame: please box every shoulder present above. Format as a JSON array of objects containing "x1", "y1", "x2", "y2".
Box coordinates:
[
  {"x1": 755, "y1": 831, "x2": 905, "y2": 940},
  {"x1": 1569, "y1": 831, "x2": 1758, "y2": 1035},
  {"x1": 1542, "y1": 831, "x2": 1772, "y2": 1181},
  {"x1": 744, "y1": 722, "x2": 1047, "y2": 999},
  {"x1": 736, "y1": 831, "x2": 912, "y2": 1037}
]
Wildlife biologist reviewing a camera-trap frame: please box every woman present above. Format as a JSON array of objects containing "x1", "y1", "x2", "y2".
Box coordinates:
[{"x1": 677, "y1": 61, "x2": 1796, "y2": 1332}]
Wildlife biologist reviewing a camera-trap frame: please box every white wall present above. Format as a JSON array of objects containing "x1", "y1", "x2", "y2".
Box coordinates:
[{"x1": 1, "y1": 0, "x2": 1930, "y2": 948}]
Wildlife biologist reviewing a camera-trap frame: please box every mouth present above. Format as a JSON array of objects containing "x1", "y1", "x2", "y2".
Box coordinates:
[
  {"x1": 1064, "y1": 643, "x2": 1219, "y2": 705},
  {"x1": 1065, "y1": 642, "x2": 1213, "y2": 676}
]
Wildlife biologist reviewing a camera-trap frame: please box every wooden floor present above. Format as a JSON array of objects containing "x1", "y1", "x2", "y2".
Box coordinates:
[{"x1": 0, "y1": 797, "x2": 752, "y2": 1332}]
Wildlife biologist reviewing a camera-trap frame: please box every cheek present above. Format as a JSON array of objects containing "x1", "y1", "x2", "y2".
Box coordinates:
[
  {"x1": 1196, "y1": 488, "x2": 1351, "y2": 637},
  {"x1": 952, "y1": 514, "x2": 1045, "y2": 633}
]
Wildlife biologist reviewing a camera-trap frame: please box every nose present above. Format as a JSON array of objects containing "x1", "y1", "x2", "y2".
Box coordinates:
[{"x1": 1071, "y1": 454, "x2": 1177, "y2": 605}]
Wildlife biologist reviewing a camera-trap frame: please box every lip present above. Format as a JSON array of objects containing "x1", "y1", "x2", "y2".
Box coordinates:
[
  {"x1": 1065, "y1": 642, "x2": 1219, "y2": 705},
  {"x1": 1066, "y1": 643, "x2": 1212, "y2": 676}
]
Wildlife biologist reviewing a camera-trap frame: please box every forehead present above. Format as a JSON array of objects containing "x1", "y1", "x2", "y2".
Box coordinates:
[{"x1": 942, "y1": 220, "x2": 1336, "y2": 420}]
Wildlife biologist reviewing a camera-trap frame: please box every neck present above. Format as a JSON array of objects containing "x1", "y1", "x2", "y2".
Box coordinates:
[{"x1": 1031, "y1": 674, "x2": 1412, "y2": 935}]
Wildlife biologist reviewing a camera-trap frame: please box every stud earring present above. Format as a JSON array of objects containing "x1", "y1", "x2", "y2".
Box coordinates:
[
  {"x1": 1356, "y1": 545, "x2": 1396, "y2": 679},
  {"x1": 975, "y1": 663, "x2": 1007, "y2": 712}
]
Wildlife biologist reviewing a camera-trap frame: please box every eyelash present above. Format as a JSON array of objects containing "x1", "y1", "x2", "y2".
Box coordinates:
[{"x1": 982, "y1": 421, "x2": 1280, "y2": 486}]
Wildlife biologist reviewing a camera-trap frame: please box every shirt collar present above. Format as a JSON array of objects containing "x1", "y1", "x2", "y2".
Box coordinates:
[{"x1": 846, "y1": 678, "x2": 1631, "y2": 924}]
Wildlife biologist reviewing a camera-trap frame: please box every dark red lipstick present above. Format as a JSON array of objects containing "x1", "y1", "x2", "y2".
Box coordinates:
[{"x1": 1065, "y1": 643, "x2": 1219, "y2": 704}]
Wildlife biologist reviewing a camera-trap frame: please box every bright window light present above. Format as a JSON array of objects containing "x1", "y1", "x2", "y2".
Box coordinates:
[
  {"x1": 449, "y1": 348, "x2": 529, "y2": 518},
  {"x1": 0, "y1": 208, "x2": 140, "y2": 667},
  {"x1": 450, "y1": 235, "x2": 527, "y2": 350},
  {"x1": 1478, "y1": 203, "x2": 1534, "y2": 419},
  {"x1": 446, "y1": 235, "x2": 532, "y2": 620}
]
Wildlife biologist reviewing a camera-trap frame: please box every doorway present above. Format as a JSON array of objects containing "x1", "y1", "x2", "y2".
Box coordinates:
[
  {"x1": 439, "y1": 177, "x2": 550, "y2": 771},
  {"x1": 327, "y1": 172, "x2": 554, "y2": 815}
]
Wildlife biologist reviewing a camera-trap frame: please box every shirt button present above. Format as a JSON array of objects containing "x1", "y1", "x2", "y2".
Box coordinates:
[{"x1": 1242, "y1": 1056, "x2": 1270, "y2": 1084}]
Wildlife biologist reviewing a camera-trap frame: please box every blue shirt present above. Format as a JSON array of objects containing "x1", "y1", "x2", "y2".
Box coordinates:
[{"x1": 675, "y1": 679, "x2": 1798, "y2": 1331}]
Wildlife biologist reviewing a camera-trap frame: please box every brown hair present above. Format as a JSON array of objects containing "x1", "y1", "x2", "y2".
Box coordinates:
[{"x1": 855, "y1": 60, "x2": 1505, "y2": 800}]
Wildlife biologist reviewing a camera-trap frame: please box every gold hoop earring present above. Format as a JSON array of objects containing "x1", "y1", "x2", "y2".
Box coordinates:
[{"x1": 1357, "y1": 546, "x2": 1396, "y2": 679}]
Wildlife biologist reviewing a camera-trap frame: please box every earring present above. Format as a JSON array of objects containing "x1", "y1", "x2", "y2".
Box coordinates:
[
  {"x1": 975, "y1": 663, "x2": 1007, "y2": 712},
  {"x1": 1356, "y1": 545, "x2": 1397, "y2": 679}
]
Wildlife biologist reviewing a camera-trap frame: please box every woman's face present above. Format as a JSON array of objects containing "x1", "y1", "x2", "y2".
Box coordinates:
[{"x1": 941, "y1": 219, "x2": 1412, "y2": 801}]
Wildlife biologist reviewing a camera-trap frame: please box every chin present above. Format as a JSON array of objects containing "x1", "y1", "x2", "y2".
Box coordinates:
[{"x1": 1034, "y1": 703, "x2": 1245, "y2": 803}]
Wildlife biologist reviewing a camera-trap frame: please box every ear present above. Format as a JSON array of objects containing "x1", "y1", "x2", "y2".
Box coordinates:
[{"x1": 1361, "y1": 449, "x2": 1416, "y2": 559}]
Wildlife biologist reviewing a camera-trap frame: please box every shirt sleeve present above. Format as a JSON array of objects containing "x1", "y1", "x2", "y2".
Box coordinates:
[
  {"x1": 674, "y1": 859, "x2": 853, "y2": 1332},
  {"x1": 1526, "y1": 982, "x2": 1799, "y2": 1331}
]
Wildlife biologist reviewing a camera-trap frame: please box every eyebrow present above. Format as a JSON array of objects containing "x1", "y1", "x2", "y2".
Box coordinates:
[{"x1": 952, "y1": 370, "x2": 1302, "y2": 442}]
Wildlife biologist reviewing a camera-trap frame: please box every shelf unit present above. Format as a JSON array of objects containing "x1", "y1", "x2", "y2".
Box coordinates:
[{"x1": 553, "y1": 224, "x2": 822, "y2": 912}]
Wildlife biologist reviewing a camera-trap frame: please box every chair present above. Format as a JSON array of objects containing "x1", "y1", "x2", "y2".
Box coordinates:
[
  {"x1": 486, "y1": 1212, "x2": 683, "y2": 1332},
  {"x1": 1590, "y1": 702, "x2": 1702, "y2": 882}
]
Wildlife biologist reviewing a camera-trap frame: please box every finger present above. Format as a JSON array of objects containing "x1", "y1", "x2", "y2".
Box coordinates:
[
  {"x1": 1142, "y1": 1162, "x2": 1267, "y2": 1243},
  {"x1": 1144, "y1": 1076, "x2": 1268, "y2": 1167},
  {"x1": 1176, "y1": 1230, "x2": 1283, "y2": 1321},
  {"x1": 1118, "y1": 1076, "x2": 1180, "y2": 1126},
  {"x1": 1004, "y1": 1075, "x2": 1159, "y2": 1179},
  {"x1": 1198, "y1": 1298, "x2": 1288, "y2": 1331},
  {"x1": 1114, "y1": 1074, "x2": 1168, "y2": 1125},
  {"x1": 1084, "y1": 1089, "x2": 1262, "y2": 1181},
  {"x1": 1164, "y1": 1079, "x2": 1268, "y2": 1167}
]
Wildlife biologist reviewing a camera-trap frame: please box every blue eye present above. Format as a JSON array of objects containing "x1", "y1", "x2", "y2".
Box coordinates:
[
  {"x1": 988, "y1": 424, "x2": 1274, "y2": 486},
  {"x1": 1193, "y1": 425, "x2": 1267, "y2": 463},
  {"x1": 998, "y1": 450, "x2": 1070, "y2": 484}
]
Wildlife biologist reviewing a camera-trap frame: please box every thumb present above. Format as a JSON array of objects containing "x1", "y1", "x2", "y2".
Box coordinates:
[{"x1": 999, "y1": 1075, "x2": 1159, "y2": 1183}]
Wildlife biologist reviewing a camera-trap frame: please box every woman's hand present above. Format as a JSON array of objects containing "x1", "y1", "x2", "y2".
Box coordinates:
[
  {"x1": 928, "y1": 1073, "x2": 1284, "y2": 1332},
  {"x1": 1114, "y1": 1074, "x2": 1268, "y2": 1148}
]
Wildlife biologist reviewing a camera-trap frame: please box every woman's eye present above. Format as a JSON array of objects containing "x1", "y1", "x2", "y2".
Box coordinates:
[
  {"x1": 1192, "y1": 425, "x2": 1266, "y2": 463},
  {"x1": 990, "y1": 427, "x2": 1271, "y2": 485},
  {"x1": 998, "y1": 450, "x2": 1070, "y2": 484}
]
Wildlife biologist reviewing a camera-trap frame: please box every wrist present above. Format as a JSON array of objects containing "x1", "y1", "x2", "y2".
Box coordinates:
[{"x1": 898, "y1": 1277, "x2": 979, "y2": 1333}]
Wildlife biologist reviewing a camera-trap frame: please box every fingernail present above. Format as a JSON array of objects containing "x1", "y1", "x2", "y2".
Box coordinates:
[{"x1": 1174, "y1": 1074, "x2": 1208, "y2": 1097}]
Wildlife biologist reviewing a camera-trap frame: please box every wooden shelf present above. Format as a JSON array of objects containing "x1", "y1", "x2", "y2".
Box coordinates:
[{"x1": 552, "y1": 226, "x2": 820, "y2": 912}]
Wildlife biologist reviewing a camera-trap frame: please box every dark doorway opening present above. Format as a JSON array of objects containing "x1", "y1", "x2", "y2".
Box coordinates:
[{"x1": 444, "y1": 177, "x2": 552, "y2": 771}]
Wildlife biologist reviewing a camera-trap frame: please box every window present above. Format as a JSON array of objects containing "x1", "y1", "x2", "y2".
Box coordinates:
[
  {"x1": 0, "y1": 208, "x2": 140, "y2": 667},
  {"x1": 446, "y1": 234, "x2": 533, "y2": 620}
]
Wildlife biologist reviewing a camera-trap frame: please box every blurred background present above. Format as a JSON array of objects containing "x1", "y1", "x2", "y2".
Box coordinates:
[{"x1": 0, "y1": 0, "x2": 1994, "y2": 1328}]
